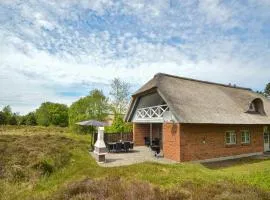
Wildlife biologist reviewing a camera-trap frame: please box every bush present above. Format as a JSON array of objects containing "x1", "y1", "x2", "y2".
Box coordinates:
[
  {"x1": 36, "y1": 102, "x2": 69, "y2": 127},
  {"x1": 2, "y1": 106, "x2": 12, "y2": 124},
  {"x1": 19, "y1": 116, "x2": 27, "y2": 125},
  {"x1": 53, "y1": 178, "x2": 270, "y2": 200},
  {"x1": 25, "y1": 112, "x2": 37, "y2": 126},
  {"x1": 9, "y1": 115, "x2": 18, "y2": 125},
  {"x1": 69, "y1": 90, "x2": 109, "y2": 133},
  {"x1": 32, "y1": 159, "x2": 55, "y2": 176},
  {"x1": 105, "y1": 114, "x2": 132, "y2": 133},
  {"x1": 0, "y1": 111, "x2": 7, "y2": 125},
  {"x1": 0, "y1": 106, "x2": 18, "y2": 125},
  {"x1": 53, "y1": 177, "x2": 190, "y2": 200}
]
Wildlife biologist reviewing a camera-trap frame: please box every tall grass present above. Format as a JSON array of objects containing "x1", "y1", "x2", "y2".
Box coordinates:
[
  {"x1": 0, "y1": 126, "x2": 269, "y2": 200},
  {"x1": 53, "y1": 177, "x2": 270, "y2": 200}
]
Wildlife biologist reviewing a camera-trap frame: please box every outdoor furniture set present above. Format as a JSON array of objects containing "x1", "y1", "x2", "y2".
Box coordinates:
[
  {"x1": 107, "y1": 141, "x2": 134, "y2": 153},
  {"x1": 144, "y1": 137, "x2": 161, "y2": 157}
]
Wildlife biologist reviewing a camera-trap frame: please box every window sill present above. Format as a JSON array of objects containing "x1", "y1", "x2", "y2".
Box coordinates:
[
  {"x1": 225, "y1": 144, "x2": 237, "y2": 147},
  {"x1": 241, "y1": 143, "x2": 251, "y2": 146}
]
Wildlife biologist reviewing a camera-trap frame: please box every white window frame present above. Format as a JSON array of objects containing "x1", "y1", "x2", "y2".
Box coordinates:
[
  {"x1": 264, "y1": 126, "x2": 269, "y2": 133},
  {"x1": 241, "y1": 130, "x2": 250, "y2": 144},
  {"x1": 225, "y1": 130, "x2": 236, "y2": 145}
]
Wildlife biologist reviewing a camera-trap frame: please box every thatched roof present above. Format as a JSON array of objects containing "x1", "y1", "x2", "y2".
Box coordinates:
[{"x1": 126, "y1": 73, "x2": 270, "y2": 124}]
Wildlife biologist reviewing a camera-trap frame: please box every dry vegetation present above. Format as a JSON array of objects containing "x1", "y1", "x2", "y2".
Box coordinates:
[
  {"x1": 0, "y1": 126, "x2": 270, "y2": 200},
  {"x1": 53, "y1": 177, "x2": 270, "y2": 200},
  {"x1": 0, "y1": 134, "x2": 83, "y2": 183}
]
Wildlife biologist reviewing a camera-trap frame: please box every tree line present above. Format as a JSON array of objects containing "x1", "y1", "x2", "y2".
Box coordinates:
[
  {"x1": 0, "y1": 78, "x2": 132, "y2": 133},
  {"x1": 1, "y1": 80, "x2": 269, "y2": 132},
  {"x1": 263, "y1": 83, "x2": 270, "y2": 97}
]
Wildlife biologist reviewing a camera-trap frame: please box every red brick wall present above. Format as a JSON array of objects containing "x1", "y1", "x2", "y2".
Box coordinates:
[
  {"x1": 133, "y1": 123, "x2": 149, "y2": 146},
  {"x1": 180, "y1": 124, "x2": 264, "y2": 162},
  {"x1": 134, "y1": 123, "x2": 264, "y2": 162},
  {"x1": 133, "y1": 123, "x2": 163, "y2": 146},
  {"x1": 163, "y1": 123, "x2": 181, "y2": 161}
]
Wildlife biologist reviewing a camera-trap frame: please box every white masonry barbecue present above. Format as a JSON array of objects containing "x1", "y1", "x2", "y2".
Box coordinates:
[
  {"x1": 75, "y1": 120, "x2": 108, "y2": 163},
  {"x1": 94, "y1": 127, "x2": 107, "y2": 162}
]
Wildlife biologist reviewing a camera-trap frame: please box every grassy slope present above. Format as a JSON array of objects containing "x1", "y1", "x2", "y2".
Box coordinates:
[{"x1": 0, "y1": 126, "x2": 269, "y2": 200}]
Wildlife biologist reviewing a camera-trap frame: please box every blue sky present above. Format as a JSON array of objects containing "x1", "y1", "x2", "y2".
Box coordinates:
[{"x1": 0, "y1": 0, "x2": 270, "y2": 114}]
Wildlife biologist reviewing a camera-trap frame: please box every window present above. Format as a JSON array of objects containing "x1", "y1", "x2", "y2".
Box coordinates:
[
  {"x1": 264, "y1": 126, "x2": 269, "y2": 134},
  {"x1": 241, "y1": 130, "x2": 250, "y2": 144},
  {"x1": 225, "y1": 131, "x2": 236, "y2": 145},
  {"x1": 247, "y1": 98, "x2": 265, "y2": 115},
  {"x1": 249, "y1": 103, "x2": 255, "y2": 111},
  {"x1": 264, "y1": 133, "x2": 269, "y2": 143}
]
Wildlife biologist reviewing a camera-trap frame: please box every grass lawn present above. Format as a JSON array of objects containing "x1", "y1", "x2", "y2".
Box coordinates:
[{"x1": 0, "y1": 126, "x2": 270, "y2": 200}]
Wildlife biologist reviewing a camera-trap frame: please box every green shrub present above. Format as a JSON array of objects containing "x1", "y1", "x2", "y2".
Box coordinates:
[
  {"x1": 69, "y1": 90, "x2": 109, "y2": 134},
  {"x1": 9, "y1": 115, "x2": 18, "y2": 125},
  {"x1": 0, "y1": 111, "x2": 7, "y2": 125},
  {"x1": 105, "y1": 114, "x2": 132, "y2": 133},
  {"x1": 32, "y1": 159, "x2": 55, "y2": 176},
  {"x1": 25, "y1": 112, "x2": 37, "y2": 126},
  {"x1": 36, "y1": 102, "x2": 69, "y2": 127}
]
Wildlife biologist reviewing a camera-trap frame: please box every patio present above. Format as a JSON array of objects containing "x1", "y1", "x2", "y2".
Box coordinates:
[
  {"x1": 90, "y1": 146, "x2": 176, "y2": 167},
  {"x1": 91, "y1": 147, "x2": 270, "y2": 168}
]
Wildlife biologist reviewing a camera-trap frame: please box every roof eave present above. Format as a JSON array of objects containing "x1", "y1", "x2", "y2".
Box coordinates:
[
  {"x1": 125, "y1": 87, "x2": 158, "y2": 122},
  {"x1": 156, "y1": 88, "x2": 182, "y2": 123},
  {"x1": 124, "y1": 97, "x2": 136, "y2": 122},
  {"x1": 125, "y1": 87, "x2": 183, "y2": 123},
  {"x1": 132, "y1": 87, "x2": 158, "y2": 97}
]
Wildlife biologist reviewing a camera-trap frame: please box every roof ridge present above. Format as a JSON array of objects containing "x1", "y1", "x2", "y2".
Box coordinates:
[{"x1": 154, "y1": 73, "x2": 252, "y2": 91}]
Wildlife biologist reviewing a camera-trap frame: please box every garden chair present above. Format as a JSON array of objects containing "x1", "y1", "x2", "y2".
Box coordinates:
[
  {"x1": 107, "y1": 143, "x2": 114, "y2": 152},
  {"x1": 123, "y1": 141, "x2": 130, "y2": 152},
  {"x1": 129, "y1": 142, "x2": 134, "y2": 150},
  {"x1": 115, "y1": 142, "x2": 122, "y2": 153},
  {"x1": 144, "y1": 137, "x2": 150, "y2": 146}
]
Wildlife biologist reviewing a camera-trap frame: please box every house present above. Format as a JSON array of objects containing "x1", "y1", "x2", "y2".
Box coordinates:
[{"x1": 125, "y1": 73, "x2": 270, "y2": 162}]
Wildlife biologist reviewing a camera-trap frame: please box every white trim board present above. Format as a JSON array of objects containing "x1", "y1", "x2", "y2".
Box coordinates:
[{"x1": 191, "y1": 152, "x2": 263, "y2": 163}]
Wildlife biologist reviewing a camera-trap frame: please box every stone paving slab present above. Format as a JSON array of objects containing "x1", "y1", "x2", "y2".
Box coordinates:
[
  {"x1": 90, "y1": 146, "x2": 176, "y2": 167},
  {"x1": 91, "y1": 148, "x2": 270, "y2": 168}
]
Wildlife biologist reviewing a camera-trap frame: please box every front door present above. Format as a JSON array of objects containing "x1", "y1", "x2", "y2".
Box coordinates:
[{"x1": 264, "y1": 133, "x2": 270, "y2": 152}]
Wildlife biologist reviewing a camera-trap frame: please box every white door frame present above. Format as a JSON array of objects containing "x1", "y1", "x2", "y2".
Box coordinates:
[{"x1": 150, "y1": 123, "x2": 152, "y2": 146}]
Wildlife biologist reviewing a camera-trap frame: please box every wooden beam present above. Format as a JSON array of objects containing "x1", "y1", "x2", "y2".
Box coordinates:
[{"x1": 150, "y1": 123, "x2": 152, "y2": 146}]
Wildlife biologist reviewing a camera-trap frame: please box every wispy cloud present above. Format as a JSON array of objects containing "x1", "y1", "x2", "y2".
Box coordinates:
[{"x1": 0, "y1": 0, "x2": 269, "y2": 114}]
